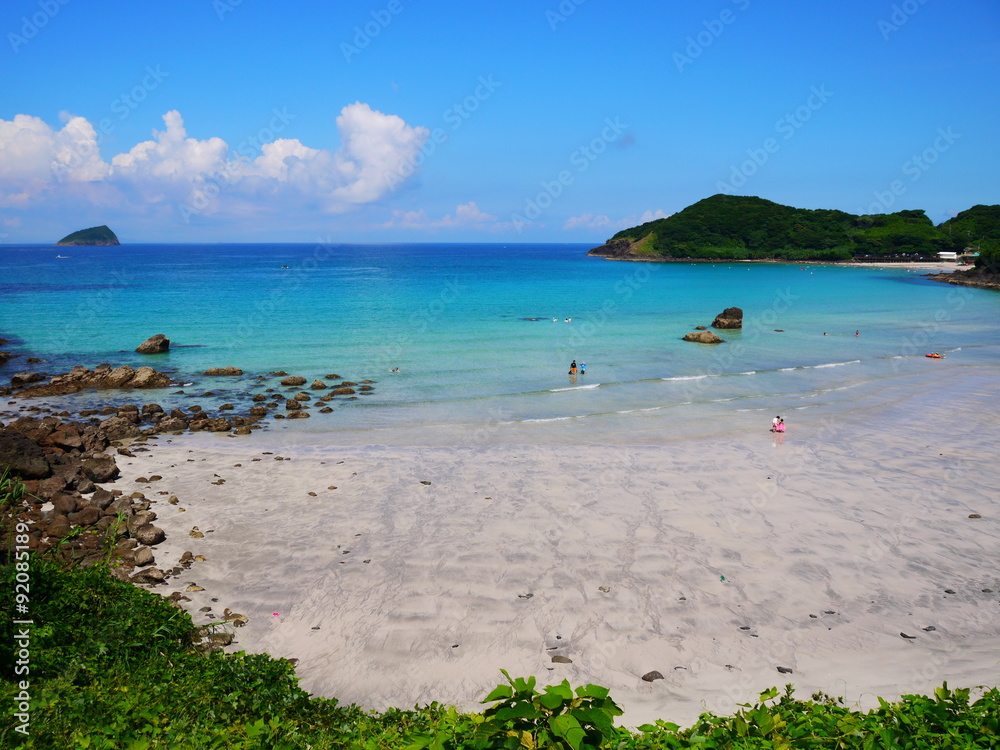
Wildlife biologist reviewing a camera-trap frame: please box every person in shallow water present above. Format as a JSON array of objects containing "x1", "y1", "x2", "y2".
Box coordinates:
[
  {"x1": 569, "y1": 360, "x2": 577, "y2": 375},
  {"x1": 776, "y1": 418, "x2": 786, "y2": 433},
  {"x1": 771, "y1": 415, "x2": 780, "y2": 432},
  {"x1": 580, "y1": 361, "x2": 586, "y2": 374}
]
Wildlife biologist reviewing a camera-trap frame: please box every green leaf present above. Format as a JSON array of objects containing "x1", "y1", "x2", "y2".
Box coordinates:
[
  {"x1": 494, "y1": 703, "x2": 538, "y2": 722},
  {"x1": 538, "y1": 692, "x2": 565, "y2": 711},
  {"x1": 549, "y1": 714, "x2": 586, "y2": 750},
  {"x1": 483, "y1": 684, "x2": 515, "y2": 703},
  {"x1": 545, "y1": 681, "x2": 574, "y2": 701},
  {"x1": 575, "y1": 683, "x2": 610, "y2": 700}
]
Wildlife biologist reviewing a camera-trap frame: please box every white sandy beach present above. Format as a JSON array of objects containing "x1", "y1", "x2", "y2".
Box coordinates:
[
  {"x1": 118, "y1": 371, "x2": 999, "y2": 728},
  {"x1": 842, "y1": 261, "x2": 960, "y2": 271}
]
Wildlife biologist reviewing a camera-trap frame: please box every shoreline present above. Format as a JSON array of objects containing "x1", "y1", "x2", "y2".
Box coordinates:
[
  {"x1": 589, "y1": 255, "x2": 961, "y2": 272},
  {"x1": 110, "y1": 368, "x2": 1000, "y2": 728}
]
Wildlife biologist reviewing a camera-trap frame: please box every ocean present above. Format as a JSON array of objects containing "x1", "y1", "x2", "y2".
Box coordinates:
[{"x1": 1, "y1": 243, "x2": 998, "y2": 445}]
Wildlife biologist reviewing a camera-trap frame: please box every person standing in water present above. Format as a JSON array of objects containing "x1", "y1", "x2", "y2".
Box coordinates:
[
  {"x1": 771, "y1": 415, "x2": 780, "y2": 432},
  {"x1": 580, "y1": 361, "x2": 586, "y2": 374},
  {"x1": 569, "y1": 360, "x2": 577, "y2": 375}
]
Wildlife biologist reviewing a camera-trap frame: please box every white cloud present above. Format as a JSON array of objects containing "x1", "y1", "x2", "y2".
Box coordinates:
[
  {"x1": 0, "y1": 114, "x2": 112, "y2": 207},
  {"x1": 384, "y1": 201, "x2": 502, "y2": 230},
  {"x1": 636, "y1": 208, "x2": 669, "y2": 224},
  {"x1": 563, "y1": 213, "x2": 611, "y2": 230},
  {"x1": 112, "y1": 110, "x2": 228, "y2": 182},
  {"x1": 0, "y1": 104, "x2": 429, "y2": 219},
  {"x1": 563, "y1": 209, "x2": 669, "y2": 232},
  {"x1": 330, "y1": 102, "x2": 430, "y2": 204}
]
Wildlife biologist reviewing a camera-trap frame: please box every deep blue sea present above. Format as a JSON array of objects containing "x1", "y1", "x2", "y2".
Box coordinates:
[{"x1": 1, "y1": 243, "x2": 998, "y2": 444}]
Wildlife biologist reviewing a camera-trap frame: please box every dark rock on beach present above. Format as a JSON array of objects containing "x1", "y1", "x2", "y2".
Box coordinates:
[
  {"x1": 81, "y1": 454, "x2": 120, "y2": 483},
  {"x1": 0, "y1": 419, "x2": 175, "y2": 572},
  {"x1": 99, "y1": 415, "x2": 142, "y2": 441},
  {"x1": 280, "y1": 375, "x2": 307, "y2": 386},
  {"x1": 136, "y1": 334, "x2": 170, "y2": 354},
  {"x1": 0, "y1": 430, "x2": 52, "y2": 478}
]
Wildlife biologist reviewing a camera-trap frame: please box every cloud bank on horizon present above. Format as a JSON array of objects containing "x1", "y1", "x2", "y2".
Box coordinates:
[{"x1": 0, "y1": 103, "x2": 429, "y2": 226}]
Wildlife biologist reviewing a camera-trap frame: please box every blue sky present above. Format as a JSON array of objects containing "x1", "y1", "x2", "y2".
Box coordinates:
[{"x1": 1, "y1": 0, "x2": 997, "y2": 243}]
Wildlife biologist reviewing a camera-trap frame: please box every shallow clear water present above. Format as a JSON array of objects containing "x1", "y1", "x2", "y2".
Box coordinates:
[{"x1": 1, "y1": 243, "x2": 997, "y2": 443}]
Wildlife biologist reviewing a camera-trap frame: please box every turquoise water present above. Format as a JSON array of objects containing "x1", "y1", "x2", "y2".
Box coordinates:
[{"x1": 1, "y1": 243, "x2": 998, "y2": 443}]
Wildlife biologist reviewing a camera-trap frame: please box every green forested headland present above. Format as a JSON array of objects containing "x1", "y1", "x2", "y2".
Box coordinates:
[
  {"x1": 54, "y1": 225, "x2": 120, "y2": 246},
  {"x1": 591, "y1": 195, "x2": 999, "y2": 264}
]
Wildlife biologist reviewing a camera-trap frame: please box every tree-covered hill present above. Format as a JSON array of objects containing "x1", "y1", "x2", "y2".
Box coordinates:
[
  {"x1": 55, "y1": 225, "x2": 120, "y2": 246},
  {"x1": 939, "y1": 205, "x2": 1000, "y2": 271},
  {"x1": 590, "y1": 195, "x2": 998, "y2": 261}
]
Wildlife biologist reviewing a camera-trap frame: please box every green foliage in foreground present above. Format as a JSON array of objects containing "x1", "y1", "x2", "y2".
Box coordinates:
[{"x1": 2, "y1": 492, "x2": 997, "y2": 749}]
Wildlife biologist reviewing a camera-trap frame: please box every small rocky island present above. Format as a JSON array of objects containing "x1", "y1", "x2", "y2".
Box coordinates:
[{"x1": 56, "y1": 225, "x2": 120, "y2": 246}]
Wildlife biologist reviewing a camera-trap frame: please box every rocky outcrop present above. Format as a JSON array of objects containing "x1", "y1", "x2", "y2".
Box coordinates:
[
  {"x1": 136, "y1": 334, "x2": 170, "y2": 354},
  {"x1": 10, "y1": 372, "x2": 44, "y2": 386},
  {"x1": 712, "y1": 307, "x2": 743, "y2": 329},
  {"x1": 7, "y1": 365, "x2": 173, "y2": 398},
  {"x1": 587, "y1": 233, "x2": 667, "y2": 260},
  {"x1": 280, "y1": 375, "x2": 307, "y2": 386},
  {"x1": 587, "y1": 237, "x2": 637, "y2": 258},
  {"x1": 683, "y1": 330, "x2": 725, "y2": 344},
  {"x1": 204, "y1": 367, "x2": 243, "y2": 376},
  {"x1": 927, "y1": 267, "x2": 1000, "y2": 291}
]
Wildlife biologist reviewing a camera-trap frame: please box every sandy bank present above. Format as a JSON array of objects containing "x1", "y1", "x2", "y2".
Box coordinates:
[
  {"x1": 843, "y1": 261, "x2": 960, "y2": 271},
  {"x1": 117, "y1": 374, "x2": 1000, "y2": 728}
]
